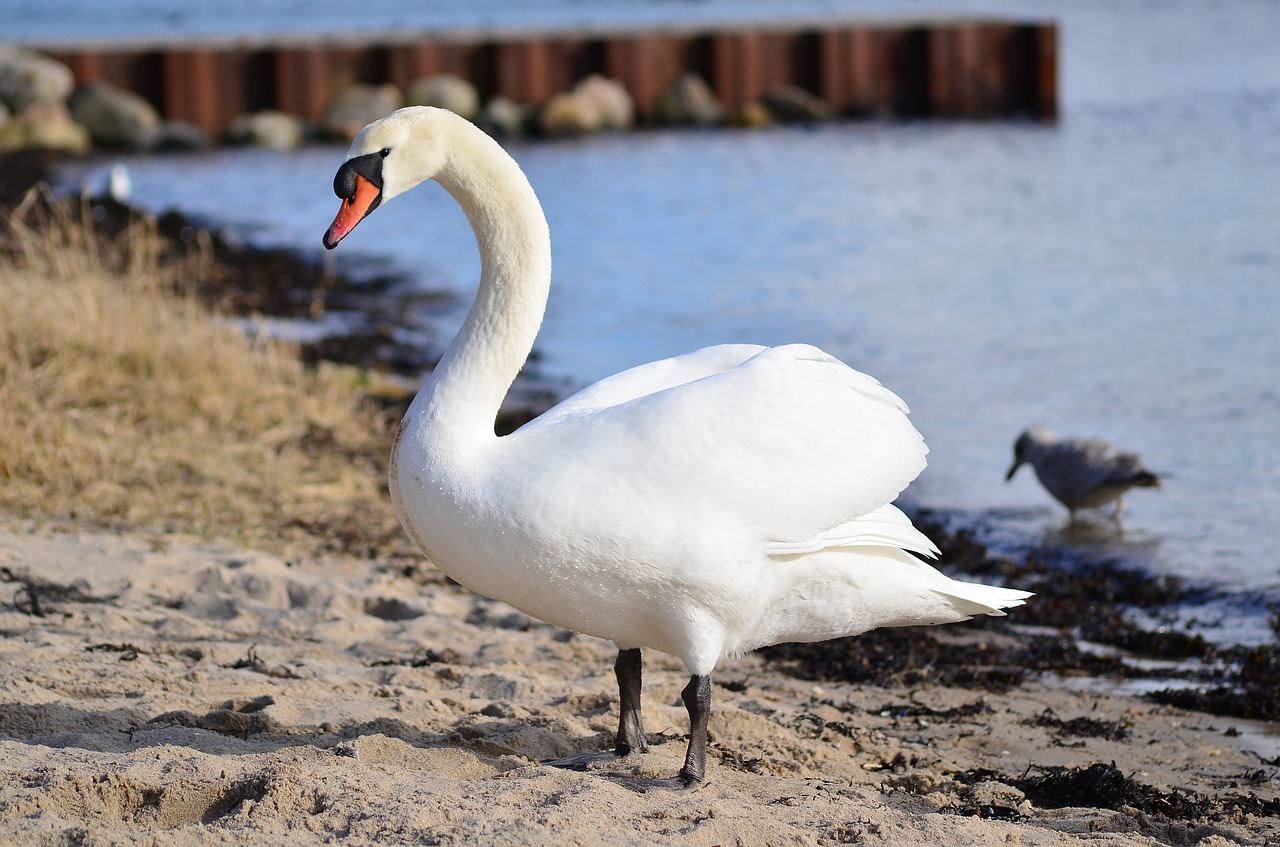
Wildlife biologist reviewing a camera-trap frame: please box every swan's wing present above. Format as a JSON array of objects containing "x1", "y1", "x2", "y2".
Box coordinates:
[
  {"x1": 536, "y1": 344, "x2": 766, "y2": 422},
  {"x1": 513, "y1": 344, "x2": 928, "y2": 551},
  {"x1": 765, "y1": 503, "x2": 939, "y2": 559}
]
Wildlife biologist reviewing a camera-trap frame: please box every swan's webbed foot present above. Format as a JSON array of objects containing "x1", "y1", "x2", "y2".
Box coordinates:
[
  {"x1": 600, "y1": 771, "x2": 704, "y2": 792},
  {"x1": 542, "y1": 749, "x2": 628, "y2": 771},
  {"x1": 541, "y1": 750, "x2": 703, "y2": 792}
]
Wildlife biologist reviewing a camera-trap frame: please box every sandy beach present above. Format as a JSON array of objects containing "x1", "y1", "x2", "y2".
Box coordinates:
[{"x1": 1, "y1": 521, "x2": 1277, "y2": 846}]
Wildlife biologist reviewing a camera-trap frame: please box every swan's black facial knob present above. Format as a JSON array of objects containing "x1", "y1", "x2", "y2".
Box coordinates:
[
  {"x1": 333, "y1": 151, "x2": 386, "y2": 199},
  {"x1": 324, "y1": 151, "x2": 389, "y2": 249},
  {"x1": 333, "y1": 163, "x2": 357, "y2": 200}
]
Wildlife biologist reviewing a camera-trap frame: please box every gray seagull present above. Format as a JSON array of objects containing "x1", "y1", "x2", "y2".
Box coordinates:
[{"x1": 1005, "y1": 426, "x2": 1161, "y2": 520}]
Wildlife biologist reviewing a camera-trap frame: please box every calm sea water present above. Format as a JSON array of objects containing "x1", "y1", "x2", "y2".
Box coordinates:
[{"x1": 46, "y1": 0, "x2": 1280, "y2": 643}]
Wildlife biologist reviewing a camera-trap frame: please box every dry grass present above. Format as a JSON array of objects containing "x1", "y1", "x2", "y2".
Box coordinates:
[{"x1": 0, "y1": 194, "x2": 408, "y2": 558}]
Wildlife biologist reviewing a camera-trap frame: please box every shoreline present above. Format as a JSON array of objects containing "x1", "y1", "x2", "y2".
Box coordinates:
[{"x1": 3, "y1": 148, "x2": 1279, "y2": 842}]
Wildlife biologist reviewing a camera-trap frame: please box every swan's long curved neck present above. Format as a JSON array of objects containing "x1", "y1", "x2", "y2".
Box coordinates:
[{"x1": 412, "y1": 129, "x2": 552, "y2": 446}]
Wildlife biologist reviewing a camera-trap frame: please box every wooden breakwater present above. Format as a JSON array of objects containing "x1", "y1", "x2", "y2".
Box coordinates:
[{"x1": 36, "y1": 17, "x2": 1056, "y2": 135}]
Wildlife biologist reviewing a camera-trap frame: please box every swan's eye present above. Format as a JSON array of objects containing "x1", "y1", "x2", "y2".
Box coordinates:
[{"x1": 380, "y1": 148, "x2": 391, "y2": 158}]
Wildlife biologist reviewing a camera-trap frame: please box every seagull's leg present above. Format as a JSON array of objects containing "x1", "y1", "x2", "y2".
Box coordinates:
[
  {"x1": 675, "y1": 674, "x2": 711, "y2": 788},
  {"x1": 614, "y1": 647, "x2": 648, "y2": 756},
  {"x1": 1112, "y1": 498, "x2": 1126, "y2": 521}
]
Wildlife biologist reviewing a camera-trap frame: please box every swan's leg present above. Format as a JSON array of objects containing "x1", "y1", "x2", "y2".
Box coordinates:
[
  {"x1": 543, "y1": 647, "x2": 647, "y2": 770},
  {"x1": 675, "y1": 674, "x2": 711, "y2": 787},
  {"x1": 614, "y1": 647, "x2": 648, "y2": 755},
  {"x1": 623, "y1": 673, "x2": 710, "y2": 791},
  {"x1": 546, "y1": 667, "x2": 710, "y2": 792}
]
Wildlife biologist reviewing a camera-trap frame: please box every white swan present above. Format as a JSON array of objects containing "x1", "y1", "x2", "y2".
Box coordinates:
[{"x1": 323, "y1": 107, "x2": 1031, "y2": 789}]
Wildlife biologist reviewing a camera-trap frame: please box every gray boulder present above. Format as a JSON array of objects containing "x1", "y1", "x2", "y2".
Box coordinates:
[
  {"x1": 733, "y1": 100, "x2": 774, "y2": 128},
  {"x1": 227, "y1": 110, "x2": 307, "y2": 149},
  {"x1": 0, "y1": 101, "x2": 91, "y2": 152},
  {"x1": 476, "y1": 96, "x2": 528, "y2": 138},
  {"x1": 654, "y1": 73, "x2": 725, "y2": 126},
  {"x1": 68, "y1": 80, "x2": 161, "y2": 149},
  {"x1": 405, "y1": 74, "x2": 479, "y2": 120},
  {"x1": 536, "y1": 91, "x2": 601, "y2": 137},
  {"x1": 0, "y1": 45, "x2": 75, "y2": 113},
  {"x1": 155, "y1": 120, "x2": 211, "y2": 151},
  {"x1": 323, "y1": 83, "x2": 402, "y2": 140},
  {"x1": 760, "y1": 85, "x2": 833, "y2": 123},
  {"x1": 572, "y1": 75, "x2": 634, "y2": 130}
]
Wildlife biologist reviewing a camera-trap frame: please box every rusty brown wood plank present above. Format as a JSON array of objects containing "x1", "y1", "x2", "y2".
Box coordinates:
[
  {"x1": 1036, "y1": 23, "x2": 1059, "y2": 119},
  {"x1": 819, "y1": 31, "x2": 849, "y2": 109},
  {"x1": 928, "y1": 27, "x2": 957, "y2": 116},
  {"x1": 54, "y1": 52, "x2": 101, "y2": 84},
  {"x1": 845, "y1": 28, "x2": 880, "y2": 116},
  {"x1": 274, "y1": 47, "x2": 336, "y2": 123},
  {"x1": 628, "y1": 35, "x2": 686, "y2": 112},
  {"x1": 495, "y1": 39, "x2": 554, "y2": 104},
  {"x1": 386, "y1": 43, "x2": 440, "y2": 90},
  {"x1": 712, "y1": 32, "x2": 766, "y2": 109},
  {"x1": 162, "y1": 50, "x2": 221, "y2": 131}
]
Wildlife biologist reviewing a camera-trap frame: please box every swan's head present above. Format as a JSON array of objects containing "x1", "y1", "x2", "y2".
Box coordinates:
[
  {"x1": 1005, "y1": 426, "x2": 1057, "y2": 481},
  {"x1": 323, "y1": 107, "x2": 453, "y2": 250}
]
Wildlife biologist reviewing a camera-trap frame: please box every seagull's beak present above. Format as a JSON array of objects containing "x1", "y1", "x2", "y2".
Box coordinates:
[
  {"x1": 323, "y1": 173, "x2": 381, "y2": 250},
  {"x1": 1004, "y1": 460, "x2": 1022, "y2": 482}
]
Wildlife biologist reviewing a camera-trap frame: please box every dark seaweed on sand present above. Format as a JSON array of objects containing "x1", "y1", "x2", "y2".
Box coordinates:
[
  {"x1": 948, "y1": 762, "x2": 1280, "y2": 823},
  {"x1": 2, "y1": 566, "x2": 122, "y2": 618}
]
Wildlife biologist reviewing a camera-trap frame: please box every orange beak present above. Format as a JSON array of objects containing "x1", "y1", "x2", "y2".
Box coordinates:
[{"x1": 323, "y1": 173, "x2": 382, "y2": 249}]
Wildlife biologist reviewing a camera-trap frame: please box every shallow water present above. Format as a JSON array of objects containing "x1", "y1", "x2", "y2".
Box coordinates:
[{"x1": 51, "y1": 0, "x2": 1280, "y2": 643}]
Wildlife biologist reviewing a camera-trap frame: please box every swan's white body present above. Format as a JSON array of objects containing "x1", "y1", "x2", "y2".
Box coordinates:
[
  {"x1": 394, "y1": 340, "x2": 1015, "y2": 674},
  {"x1": 325, "y1": 107, "x2": 1030, "y2": 784}
]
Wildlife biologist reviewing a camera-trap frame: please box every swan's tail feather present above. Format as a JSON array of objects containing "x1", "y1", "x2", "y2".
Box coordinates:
[{"x1": 932, "y1": 582, "x2": 1034, "y2": 619}]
